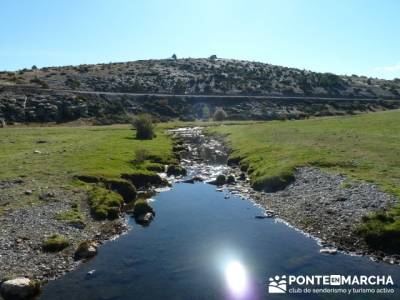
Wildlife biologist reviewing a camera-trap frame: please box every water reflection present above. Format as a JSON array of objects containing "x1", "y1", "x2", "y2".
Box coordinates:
[
  {"x1": 216, "y1": 249, "x2": 255, "y2": 299},
  {"x1": 225, "y1": 260, "x2": 249, "y2": 298},
  {"x1": 39, "y1": 182, "x2": 400, "y2": 300}
]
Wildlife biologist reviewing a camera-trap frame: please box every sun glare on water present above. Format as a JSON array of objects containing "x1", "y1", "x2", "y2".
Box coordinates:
[{"x1": 225, "y1": 261, "x2": 249, "y2": 297}]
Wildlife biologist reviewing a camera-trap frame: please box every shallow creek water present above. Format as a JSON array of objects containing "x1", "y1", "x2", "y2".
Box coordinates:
[{"x1": 39, "y1": 128, "x2": 400, "y2": 300}]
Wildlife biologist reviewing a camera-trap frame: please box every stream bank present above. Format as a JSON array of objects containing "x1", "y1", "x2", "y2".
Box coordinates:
[
  {"x1": 2, "y1": 124, "x2": 399, "y2": 299},
  {"x1": 37, "y1": 126, "x2": 400, "y2": 300},
  {"x1": 170, "y1": 127, "x2": 399, "y2": 264}
]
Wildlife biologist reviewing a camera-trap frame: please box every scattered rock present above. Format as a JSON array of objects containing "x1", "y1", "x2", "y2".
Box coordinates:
[
  {"x1": 209, "y1": 174, "x2": 226, "y2": 186},
  {"x1": 39, "y1": 191, "x2": 55, "y2": 200},
  {"x1": 255, "y1": 215, "x2": 268, "y2": 219},
  {"x1": 133, "y1": 200, "x2": 155, "y2": 225},
  {"x1": 226, "y1": 175, "x2": 236, "y2": 184},
  {"x1": 182, "y1": 176, "x2": 203, "y2": 184},
  {"x1": 33, "y1": 150, "x2": 41, "y2": 154},
  {"x1": 74, "y1": 241, "x2": 98, "y2": 260},
  {"x1": 166, "y1": 165, "x2": 187, "y2": 177},
  {"x1": 255, "y1": 213, "x2": 274, "y2": 219},
  {"x1": 0, "y1": 278, "x2": 41, "y2": 300},
  {"x1": 336, "y1": 196, "x2": 347, "y2": 202},
  {"x1": 24, "y1": 190, "x2": 33, "y2": 195},
  {"x1": 0, "y1": 182, "x2": 127, "y2": 283},
  {"x1": 319, "y1": 248, "x2": 338, "y2": 255},
  {"x1": 136, "y1": 212, "x2": 154, "y2": 225}
]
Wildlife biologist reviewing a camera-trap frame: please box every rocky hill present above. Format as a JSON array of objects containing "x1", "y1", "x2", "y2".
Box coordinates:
[
  {"x1": 2, "y1": 58, "x2": 400, "y2": 97},
  {"x1": 1, "y1": 58, "x2": 400, "y2": 124}
]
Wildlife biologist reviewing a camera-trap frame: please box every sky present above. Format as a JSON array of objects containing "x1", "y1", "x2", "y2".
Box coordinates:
[{"x1": 0, "y1": 0, "x2": 399, "y2": 79}]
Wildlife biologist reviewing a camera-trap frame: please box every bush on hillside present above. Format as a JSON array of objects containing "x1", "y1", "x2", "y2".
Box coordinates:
[
  {"x1": 132, "y1": 114, "x2": 155, "y2": 139},
  {"x1": 213, "y1": 107, "x2": 227, "y2": 121}
]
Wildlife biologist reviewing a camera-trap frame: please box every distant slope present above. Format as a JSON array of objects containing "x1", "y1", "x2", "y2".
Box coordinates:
[
  {"x1": 1, "y1": 58, "x2": 400, "y2": 124},
  {"x1": 1, "y1": 58, "x2": 400, "y2": 99}
]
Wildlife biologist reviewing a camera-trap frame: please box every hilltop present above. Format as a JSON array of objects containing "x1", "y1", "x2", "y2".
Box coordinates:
[
  {"x1": 1, "y1": 58, "x2": 400, "y2": 124},
  {"x1": 1, "y1": 57, "x2": 400, "y2": 98}
]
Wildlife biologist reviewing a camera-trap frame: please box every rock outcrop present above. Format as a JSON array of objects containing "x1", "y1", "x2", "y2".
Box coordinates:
[{"x1": 0, "y1": 278, "x2": 41, "y2": 300}]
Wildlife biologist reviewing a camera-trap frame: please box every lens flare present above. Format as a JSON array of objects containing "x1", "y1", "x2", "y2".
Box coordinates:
[{"x1": 225, "y1": 261, "x2": 248, "y2": 297}]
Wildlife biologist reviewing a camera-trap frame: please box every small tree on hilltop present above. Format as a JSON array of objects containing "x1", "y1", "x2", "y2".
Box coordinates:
[
  {"x1": 132, "y1": 114, "x2": 154, "y2": 139},
  {"x1": 171, "y1": 53, "x2": 177, "y2": 60},
  {"x1": 213, "y1": 107, "x2": 227, "y2": 121}
]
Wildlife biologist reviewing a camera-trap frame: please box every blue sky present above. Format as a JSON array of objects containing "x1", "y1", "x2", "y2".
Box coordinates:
[{"x1": 1, "y1": 0, "x2": 399, "y2": 79}]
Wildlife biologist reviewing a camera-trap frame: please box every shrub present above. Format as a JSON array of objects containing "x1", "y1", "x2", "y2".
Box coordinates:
[
  {"x1": 213, "y1": 107, "x2": 227, "y2": 121},
  {"x1": 30, "y1": 76, "x2": 49, "y2": 88},
  {"x1": 42, "y1": 234, "x2": 69, "y2": 252},
  {"x1": 132, "y1": 114, "x2": 155, "y2": 140}
]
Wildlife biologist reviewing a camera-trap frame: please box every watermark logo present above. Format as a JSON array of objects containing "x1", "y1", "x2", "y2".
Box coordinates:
[
  {"x1": 267, "y1": 274, "x2": 395, "y2": 295},
  {"x1": 268, "y1": 275, "x2": 287, "y2": 293}
]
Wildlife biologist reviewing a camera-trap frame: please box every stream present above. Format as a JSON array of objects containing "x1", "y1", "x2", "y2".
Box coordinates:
[{"x1": 39, "y1": 128, "x2": 400, "y2": 300}]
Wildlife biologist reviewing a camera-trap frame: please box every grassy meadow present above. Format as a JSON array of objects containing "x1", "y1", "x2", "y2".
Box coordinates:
[
  {"x1": 0, "y1": 124, "x2": 175, "y2": 216},
  {"x1": 210, "y1": 110, "x2": 400, "y2": 196},
  {"x1": 1, "y1": 111, "x2": 400, "y2": 249},
  {"x1": 210, "y1": 109, "x2": 400, "y2": 249},
  {"x1": 0, "y1": 124, "x2": 174, "y2": 182}
]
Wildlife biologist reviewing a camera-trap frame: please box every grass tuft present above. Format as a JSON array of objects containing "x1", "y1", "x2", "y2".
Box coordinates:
[
  {"x1": 42, "y1": 234, "x2": 69, "y2": 252},
  {"x1": 88, "y1": 186, "x2": 123, "y2": 220}
]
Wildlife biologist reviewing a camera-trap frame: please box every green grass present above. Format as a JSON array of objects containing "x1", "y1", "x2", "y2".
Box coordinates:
[
  {"x1": 55, "y1": 202, "x2": 85, "y2": 226},
  {"x1": 210, "y1": 110, "x2": 400, "y2": 196},
  {"x1": 0, "y1": 124, "x2": 175, "y2": 212},
  {"x1": 0, "y1": 124, "x2": 174, "y2": 181},
  {"x1": 88, "y1": 186, "x2": 124, "y2": 220},
  {"x1": 42, "y1": 234, "x2": 69, "y2": 252},
  {"x1": 210, "y1": 110, "x2": 400, "y2": 250}
]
